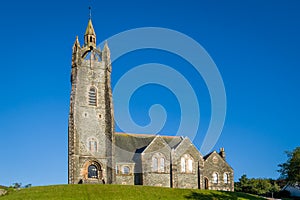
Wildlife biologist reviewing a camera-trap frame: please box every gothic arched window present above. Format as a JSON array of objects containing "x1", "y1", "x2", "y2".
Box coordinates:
[
  {"x1": 213, "y1": 172, "x2": 218, "y2": 184},
  {"x1": 88, "y1": 87, "x2": 97, "y2": 106},
  {"x1": 88, "y1": 165, "x2": 98, "y2": 178}
]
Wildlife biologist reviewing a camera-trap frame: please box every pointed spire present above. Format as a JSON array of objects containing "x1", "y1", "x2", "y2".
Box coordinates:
[
  {"x1": 74, "y1": 36, "x2": 80, "y2": 46},
  {"x1": 102, "y1": 41, "x2": 111, "y2": 60},
  {"x1": 84, "y1": 19, "x2": 96, "y2": 49},
  {"x1": 85, "y1": 19, "x2": 96, "y2": 36},
  {"x1": 73, "y1": 36, "x2": 81, "y2": 53}
]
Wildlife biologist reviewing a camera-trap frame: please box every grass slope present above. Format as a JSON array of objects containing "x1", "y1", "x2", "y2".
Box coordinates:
[{"x1": 0, "y1": 184, "x2": 265, "y2": 200}]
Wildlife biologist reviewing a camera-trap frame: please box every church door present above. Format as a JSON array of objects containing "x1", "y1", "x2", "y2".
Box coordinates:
[{"x1": 204, "y1": 177, "x2": 209, "y2": 190}]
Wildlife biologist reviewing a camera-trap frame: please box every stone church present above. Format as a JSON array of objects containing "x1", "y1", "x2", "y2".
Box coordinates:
[{"x1": 68, "y1": 18, "x2": 234, "y2": 191}]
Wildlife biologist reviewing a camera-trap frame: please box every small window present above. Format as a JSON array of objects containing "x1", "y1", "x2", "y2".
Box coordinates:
[
  {"x1": 181, "y1": 157, "x2": 186, "y2": 173},
  {"x1": 90, "y1": 36, "x2": 93, "y2": 42},
  {"x1": 187, "y1": 159, "x2": 193, "y2": 173},
  {"x1": 89, "y1": 87, "x2": 97, "y2": 106},
  {"x1": 152, "y1": 157, "x2": 158, "y2": 172},
  {"x1": 213, "y1": 173, "x2": 218, "y2": 184},
  {"x1": 122, "y1": 166, "x2": 130, "y2": 174},
  {"x1": 116, "y1": 165, "x2": 119, "y2": 174},
  {"x1": 88, "y1": 138, "x2": 97, "y2": 152},
  {"x1": 88, "y1": 165, "x2": 98, "y2": 178},
  {"x1": 224, "y1": 173, "x2": 229, "y2": 184},
  {"x1": 160, "y1": 158, "x2": 165, "y2": 172}
]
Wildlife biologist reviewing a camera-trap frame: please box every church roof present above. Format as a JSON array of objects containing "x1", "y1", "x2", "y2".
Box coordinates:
[{"x1": 114, "y1": 132, "x2": 183, "y2": 163}]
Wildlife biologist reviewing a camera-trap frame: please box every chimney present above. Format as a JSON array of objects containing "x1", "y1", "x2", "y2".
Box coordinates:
[{"x1": 219, "y1": 148, "x2": 226, "y2": 160}]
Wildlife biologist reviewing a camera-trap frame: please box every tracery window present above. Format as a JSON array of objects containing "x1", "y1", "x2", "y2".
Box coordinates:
[{"x1": 88, "y1": 87, "x2": 97, "y2": 106}]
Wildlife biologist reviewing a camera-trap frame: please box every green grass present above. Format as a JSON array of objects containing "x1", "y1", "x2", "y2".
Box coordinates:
[{"x1": 0, "y1": 184, "x2": 265, "y2": 200}]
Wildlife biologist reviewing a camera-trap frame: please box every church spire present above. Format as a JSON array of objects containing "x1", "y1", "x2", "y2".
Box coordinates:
[{"x1": 84, "y1": 8, "x2": 96, "y2": 49}]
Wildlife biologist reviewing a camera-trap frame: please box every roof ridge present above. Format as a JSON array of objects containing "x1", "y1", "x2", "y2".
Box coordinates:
[{"x1": 115, "y1": 132, "x2": 181, "y2": 138}]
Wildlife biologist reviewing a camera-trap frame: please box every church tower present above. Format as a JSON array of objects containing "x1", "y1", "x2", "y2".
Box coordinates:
[{"x1": 68, "y1": 18, "x2": 115, "y2": 184}]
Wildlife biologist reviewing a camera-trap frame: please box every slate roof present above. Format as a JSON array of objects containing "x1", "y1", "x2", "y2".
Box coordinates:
[{"x1": 114, "y1": 132, "x2": 183, "y2": 163}]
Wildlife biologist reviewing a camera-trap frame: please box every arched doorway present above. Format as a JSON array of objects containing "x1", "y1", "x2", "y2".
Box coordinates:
[
  {"x1": 88, "y1": 165, "x2": 98, "y2": 178},
  {"x1": 204, "y1": 177, "x2": 209, "y2": 189},
  {"x1": 82, "y1": 160, "x2": 103, "y2": 182}
]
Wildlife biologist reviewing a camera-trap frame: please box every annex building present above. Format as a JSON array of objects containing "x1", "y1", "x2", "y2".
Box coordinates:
[{"x1": 68, "y1": 18, "x2": 234, "y2": 191}]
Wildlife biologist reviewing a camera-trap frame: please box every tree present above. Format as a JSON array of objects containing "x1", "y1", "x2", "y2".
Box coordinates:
[
  {"x1": 12, "y1": 183, "x2": 21, "y2": 189},
  {"x1": 278, "y1": 147, "x2": 300, "y2": 183},
  {"x1": 235, "y1": 175, "x2": 280, "y2": 196}
]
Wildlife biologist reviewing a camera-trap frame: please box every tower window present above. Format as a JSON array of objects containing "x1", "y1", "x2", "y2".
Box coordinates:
[
  {"x1": 90, "y1": 36, "x2": 93, "y2": 42},
  {"x1": 88, "y1": 87, "x2": 97, "y2": 106},
  {"x1": 88, "y1": 165, "x2": 98, "y2": 178},
  {"x1": 87, "y1": 137, "x2": 98, "y2": 152}
]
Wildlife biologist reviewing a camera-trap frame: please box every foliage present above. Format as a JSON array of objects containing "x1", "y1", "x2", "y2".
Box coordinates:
[
  {"x1": 235, "y1": 175, "x2": 280, "y2": 196},
  {"x1": 23, "y1": 184, "x2": 32, "y2": 188},
  {"x1": 0, "y1": 184, "x2": 265, "y2": 200},
  {"x1": 11, "y1": 183, "x2": 21, "y2": 189},
  {"x1": 278, "y1": 147, "x2": 300, "y2": 183}
]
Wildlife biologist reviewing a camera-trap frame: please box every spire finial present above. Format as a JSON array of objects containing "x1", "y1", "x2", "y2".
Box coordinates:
[{"x1": 89, "y1": 6, "x2": 92, "y2": 19}]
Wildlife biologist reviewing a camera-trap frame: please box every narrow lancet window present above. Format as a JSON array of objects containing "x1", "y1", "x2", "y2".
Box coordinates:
[{"x1": 89, "y1": 87, "x2": 97, "y2": 106}]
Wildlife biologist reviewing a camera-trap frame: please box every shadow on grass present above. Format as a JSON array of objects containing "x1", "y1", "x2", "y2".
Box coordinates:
[
  {"x1": 184, "y1": 191, "x2": 265, "y2": 200},
  {"x1": 184, "y1": 191, "x2": 234, "y2": 200}
]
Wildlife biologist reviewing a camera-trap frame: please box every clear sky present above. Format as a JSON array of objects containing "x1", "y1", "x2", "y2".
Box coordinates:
[{"x1": 0, "y1": 0, "x2": 299, "y2": 186}]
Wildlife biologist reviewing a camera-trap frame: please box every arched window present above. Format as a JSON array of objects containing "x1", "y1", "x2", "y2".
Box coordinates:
[
  {"x1": 88, "y1": 87, "x2": 97, "y2": 106},
  {"x1": 152, "y1": 153, "x2": 166, "y2": 173},
  {"x1": 88, "y1": 165, "x2": 98, "y2": 178},
  {"x1": 160, "y1": 158, "x2": 165, "y2": 172},
  {"x1": 90, "y1": 36, "x2": 93, "y2": 43},
  {"x1": 122, "y1": 166, "x2": 130, "y2": 174},
  {"x1": 152, "y1": 157, "x2": 158, "y2": 172},
  {"x1": 224, "y1": 173, "x2": 229, "y2": 184},
  {"x1": 212, "y1": 172, "x2": 218, "y2": 184}
]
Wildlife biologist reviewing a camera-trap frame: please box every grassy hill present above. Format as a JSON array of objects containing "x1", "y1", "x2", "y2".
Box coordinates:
[{"x1": 0, "y1": 184, "x2": 265, "y2": 200}]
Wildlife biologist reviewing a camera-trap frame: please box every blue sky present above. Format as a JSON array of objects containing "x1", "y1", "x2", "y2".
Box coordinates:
[{"x1": 0, "y1": 0, "x2": 299, "y2": 186}]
